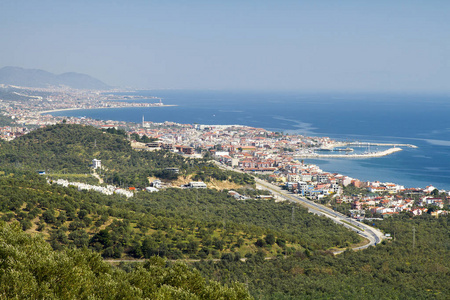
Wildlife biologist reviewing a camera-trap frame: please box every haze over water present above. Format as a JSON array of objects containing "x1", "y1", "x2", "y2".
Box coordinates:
[{"x1": 51, "y1": 90, "x2": 450, "y2": 190}]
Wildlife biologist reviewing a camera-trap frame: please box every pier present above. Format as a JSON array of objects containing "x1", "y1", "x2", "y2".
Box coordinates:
[
  {"x1": 294, "y1": 147, "x2": 403, "y2": 159},
  {"x1": 348, "y1": 142, "x2": 418, "y2": 148}
]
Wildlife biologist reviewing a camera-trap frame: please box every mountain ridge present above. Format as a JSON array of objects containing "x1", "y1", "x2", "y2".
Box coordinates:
[{"x1": 0, "y1": 66, "x2": 111, "y2": 90}]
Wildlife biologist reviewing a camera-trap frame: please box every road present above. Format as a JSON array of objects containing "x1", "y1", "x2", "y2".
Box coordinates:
[
  {"x1": 254, "y1": 178, "x2": 384, "y2": 251},
  {"x1": 215, "y1": 161, "x2": 384, "y2": 251}
]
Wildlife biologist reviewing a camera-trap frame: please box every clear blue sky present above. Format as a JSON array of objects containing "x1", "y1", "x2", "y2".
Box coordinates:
[{"x1": 1, "y1": 0, "x2": 449, "y2": 92}]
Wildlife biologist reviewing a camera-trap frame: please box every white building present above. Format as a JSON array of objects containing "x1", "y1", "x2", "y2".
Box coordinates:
[
  {"x1": 287, "y1": 173, "x2": 300, "y2": 182},
  {"x1": 317, "y1": 174, "x2": 329, "y2": 183},
  {"x1": 188, "y1": 181, "x2": 207, "y2": 189},
  {"x1": 300, "y1": 173, "x2": 312, "y2": 182},
  {"x1": 92, "y1": 159, "x2": 101, "y2": 169},
  {"x1": 145, "y1": 187, "x2": 159, "y2": 192},
  {"x1": 152, "y1": 180, "x2": 162, "y2": 188}
]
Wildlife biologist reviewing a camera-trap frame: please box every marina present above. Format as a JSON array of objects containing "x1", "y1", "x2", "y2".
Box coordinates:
[{"x1": 295, "y1": 147, "x2": 403, "y2": 158}]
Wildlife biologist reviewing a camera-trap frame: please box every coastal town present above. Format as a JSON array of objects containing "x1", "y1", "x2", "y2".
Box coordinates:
[{"x1": 0, "y1": 85, "x2": 448, "y2": 220}]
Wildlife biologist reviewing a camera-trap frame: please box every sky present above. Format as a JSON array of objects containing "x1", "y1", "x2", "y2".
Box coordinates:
[{"x1": 1, "y1": 0, "x2": 449, "y2": 92}]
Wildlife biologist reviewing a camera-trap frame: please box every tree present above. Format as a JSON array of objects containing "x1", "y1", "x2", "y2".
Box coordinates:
[
  {"x1": 0, "y1": 222, "x2": 252, "y2": 299},
  {"x1": 68, "y1": 229, "x2": 90, "y2": 248},
  {"x1": 255, "y1": 238, "x2": 266, "y2": 248},
  {"x1": 42, "y1": 209, "x2": 56, "y2": 224},
  {"x1": 90, "y1": 230, "x2": 112, "y2": 248},
  {"x1": 265, "y1": 233, "x2": 276, "y2": 245}
]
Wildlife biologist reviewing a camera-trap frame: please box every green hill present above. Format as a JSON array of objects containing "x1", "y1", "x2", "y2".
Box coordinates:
[
  {"x1": 0, "y1": 124, "x2": 448, "y2": 298},
  {"x1": 0, "y1": 172, "x2": 359, "y2": 260},
  {"x1": 0, "y1": 124, "x2": 254, "y2": 187},
  {"x1": 0, "y1": 222, "x2": 251, "y2": 299}
]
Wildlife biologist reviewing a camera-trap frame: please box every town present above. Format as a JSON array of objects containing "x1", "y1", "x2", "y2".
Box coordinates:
[{"x1": 0, "y1": 85, "x2": 448, "y2": 220}]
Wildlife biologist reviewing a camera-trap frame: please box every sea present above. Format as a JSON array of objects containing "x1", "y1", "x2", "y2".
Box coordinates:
[{"x1": 50, "y1": 90, "x2": 450, "y2": 190}]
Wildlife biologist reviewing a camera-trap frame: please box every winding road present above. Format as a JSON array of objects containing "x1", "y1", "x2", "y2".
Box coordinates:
[
  {"x1": 215, "y1": 161, "x2": 385, "y2": 251},
  {"x1": 254, "y1": 178, "x2": 385, "y2": 251}
]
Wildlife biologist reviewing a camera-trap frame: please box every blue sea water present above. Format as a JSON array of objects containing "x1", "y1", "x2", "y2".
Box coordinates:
[{"x1": 50, "y1": 90, "x2": 450, "y2": 190}]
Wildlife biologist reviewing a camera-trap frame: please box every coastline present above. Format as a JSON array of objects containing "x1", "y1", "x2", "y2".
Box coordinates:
[{"x1": 38, "y1": 104, "x2": 177, "y2": 115}]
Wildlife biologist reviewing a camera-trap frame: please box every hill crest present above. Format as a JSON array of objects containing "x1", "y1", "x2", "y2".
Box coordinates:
[{"x1": 0, "y1": 66, "x2": 111, "y2": 90}]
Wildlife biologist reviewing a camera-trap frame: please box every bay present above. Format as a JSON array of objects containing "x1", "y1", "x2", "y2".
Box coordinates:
[{"x1": 50, "y1": 90, "x2": 450, "y2": 190}]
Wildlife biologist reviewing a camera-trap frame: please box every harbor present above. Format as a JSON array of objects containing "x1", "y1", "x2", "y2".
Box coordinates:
[
  {"x1": 295, "y1": 145, "x2": 408, "y2": 159},
  {"x1": 348, "y1": 142, "x2": 418, "y2": 148}
]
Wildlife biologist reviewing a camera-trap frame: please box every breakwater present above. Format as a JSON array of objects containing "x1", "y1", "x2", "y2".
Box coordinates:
[
  {"x1": 348, "y1": 142, "x2": 417, "y2": 148},
  {"x1": 294, "y1": 147, "x2": 403, "y2": 159}
]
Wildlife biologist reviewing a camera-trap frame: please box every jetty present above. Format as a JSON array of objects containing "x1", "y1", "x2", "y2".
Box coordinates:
[
  {"x1": 348, "y1": 142, "x2": 417, "y2": 149},
  {"x1": 294, "y1": 147, "x2": 403, "y2": 159}
]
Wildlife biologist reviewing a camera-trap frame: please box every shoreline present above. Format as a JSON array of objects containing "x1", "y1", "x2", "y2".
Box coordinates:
[{"x1": 38, "y1": 104, "x2": 178, "y2": 115}]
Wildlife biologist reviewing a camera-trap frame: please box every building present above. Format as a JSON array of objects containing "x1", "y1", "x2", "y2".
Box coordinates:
[
  {"x1": 187, "y1": 181, "x2": 207, "y2": 189},
  {"x1": 164, "y1": 167, "x2": 180, "y2": 173},
  {"x1": 316, "y1": 174, "x2": 329, "y2": 183},
  {"x1": 152, "y1": 180, "x2": 162, "y2": 188},
  {"x1": 92, "y1": 159, "x2": 101, "y2": 169},
  {"x1": 176, "y1": 145, "x2": 194, "y2": 155}
]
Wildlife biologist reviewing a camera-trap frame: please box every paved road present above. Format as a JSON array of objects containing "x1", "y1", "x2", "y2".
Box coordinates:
[
  {"x1": 214, "y1": 161, "x2": 384, "y2": 251},
  {"x1": 254, "y1": 178, "x2": 384, "y2": 251}
]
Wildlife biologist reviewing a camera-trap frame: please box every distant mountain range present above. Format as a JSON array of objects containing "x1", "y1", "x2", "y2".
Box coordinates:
[{"x1": 0, "y1": 66, "x2": 111, "y2": 90}]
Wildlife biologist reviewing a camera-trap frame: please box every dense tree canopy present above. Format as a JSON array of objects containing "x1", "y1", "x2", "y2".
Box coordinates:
[
  {"x1": 0, "y1": 171, "x2": 359, "y2": 260},
  {"x1": 0, "y1": 222, "x2": 251, "y2": 299},
  {"x1": 194, "y1": 215, "x2": 450, "y2": 299}
]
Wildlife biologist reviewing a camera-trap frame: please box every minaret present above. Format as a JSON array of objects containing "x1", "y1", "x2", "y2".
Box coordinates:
[{"x1": 142, "y1": 115, "x2": 144, "y2": 127}]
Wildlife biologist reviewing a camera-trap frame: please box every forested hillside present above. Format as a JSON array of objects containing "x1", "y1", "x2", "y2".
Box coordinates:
[
  {"x1": 0, "y1": 124, "x2": 254, "y2": 187},
  {"x1": 1, "y1": 124, "x2": 448, "y2": 299},
  {"x1": 0, "y1": 222, "x2": 251, "y2": 299},
  {"x1": 194, "y1": 215, "x2": 450, "y2": 299},
  {"x1": 0, "y1": 172, "x2": 359, "y2": 259}
]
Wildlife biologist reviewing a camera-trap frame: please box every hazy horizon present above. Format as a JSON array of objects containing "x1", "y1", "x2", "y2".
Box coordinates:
[{"x1": 1, "y1": 1, "x2": 449, "y2": 92}]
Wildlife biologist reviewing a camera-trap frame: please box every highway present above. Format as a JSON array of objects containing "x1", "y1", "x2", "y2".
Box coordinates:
[
  {"x1": 254, "y1": 178, "x2": 385, "y2": 251},
  {"x1": 214, "y1": 161, "x2": 385, "y2": 252}
]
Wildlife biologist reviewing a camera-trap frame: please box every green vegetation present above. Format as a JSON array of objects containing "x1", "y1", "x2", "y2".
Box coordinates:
[
  {"x1": 194, "y1": 215, "x2": 450, "y2": 299},
  {"x1": 0, "y1": 172, "x2": 359, "y2": 260},
  {"x1": 130, "y1": 132, "x2": 158, "y2": 143},
  {"x1": 343, "y1": 184, "x2": 368, "y2": 196},
  {"x1": 0, "y1": 222, "x2": 251, "y2": 299},
  {"x1": 0, "y1": 114, "x2": 15, "y2": 126},
  {"x1": 0, "y1": 124, "x2": 448, "y2": 298},
  {"x1": 0, "y1": 124, "x2": 254, "y2": 187}
]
